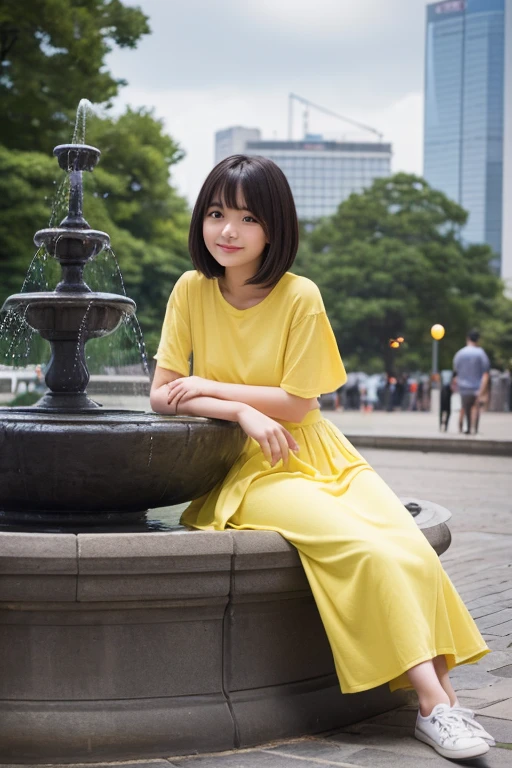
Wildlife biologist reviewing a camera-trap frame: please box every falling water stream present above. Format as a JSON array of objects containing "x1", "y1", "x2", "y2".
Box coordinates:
[{"x1": 0, "y1": 99, "x2": 151, "y2": 395}]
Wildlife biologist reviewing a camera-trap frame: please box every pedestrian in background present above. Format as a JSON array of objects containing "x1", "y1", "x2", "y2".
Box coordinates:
[
  {"x1": 439, "y1": 370, "x2": 456, "y2": 432},
  {"x1": 453, "y1": 330, "x2": 490, "y2": 435}
]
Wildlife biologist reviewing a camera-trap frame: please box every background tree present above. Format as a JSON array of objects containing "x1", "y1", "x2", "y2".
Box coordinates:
[
  {"x1": 296, "y1": 174, "x2": 504, "y2": 373},
  {"x1": 0, "y1": 0, "x2": 150, "y2": 152},
  {"x1": 0, "y1": 0, "x2": 193, "y2": 363},
  {"x1": 0, "y1": 108, "x2": 192, "y2": 360},
  {"x1": 84, "y1": 108, "x2": 192, "y2": 354},
  {"x1": 481, "y1": 294, "x2": 512, "y2": 371}
]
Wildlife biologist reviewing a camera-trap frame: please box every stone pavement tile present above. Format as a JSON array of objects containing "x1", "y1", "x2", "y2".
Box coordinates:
[
  {"x1": 458, "y1": 578, "x2": 511, "y2": 595},
  {"x1": 457, "y1": 695, "x2": 507, "y2": 710},
  {"x1": 483, "y1": 636, "x2": 512, "y2": 651},
  {"x1": 450, "y1": 648, "x2": 512, "y2": 691},
  {"x1": 0, "y1": 763, "x2": 171, "y2": 768},
  {"x1": 480, "y1": 748, "x2": 512, "y2": 768},
  {"x1": 457, "y1": 677, "x2": 512, "y2": 703},
  {"x1": 467, "y1": 596, "x2": 512, "y2": 612},
  {"x1": 168, "y1": 751, "x2": 324, "y2": 767},
  {"x1": 488, "y1": 664, "x2": 512, "y2": 678},
  {"x1": 459, "y1": 586, "x2": 510, "y2": 602},
  {"x1": 471, "y1": 603, "x2": 512, "y2": 621},
  {"x1": 477, "y1": 610, "x2": 512, "y2": 632},
  {"x1": 328, "y1": 724, "x2": 436, "y2": 759},
  {"x1": 479, "y1": 650, "x2": 512, "y2": 670},
  {"x1": 450, "y1": 663, "x2": 497, "y2": 690},
  {"x1": 484, "y1": 620, "x2": 512, "y2": 637},
  {"x1": 262, "y1": 737, "x2": 363, "y2": 762},
  {"x1": 478, "y1": 699, "x2": 512, "y2": 719},
  {"x1": 461, "y1": 583, "x2": 512, "y2": 601},
  {"x1": 335, "y1": 746, "x2": 463, "y2": 767},
  {"x1": 355, "y1": 708, "x2": 418, "y2": 729},
  {"x1": 476, "y1": 716, "x2": 512, "y2": 743}
]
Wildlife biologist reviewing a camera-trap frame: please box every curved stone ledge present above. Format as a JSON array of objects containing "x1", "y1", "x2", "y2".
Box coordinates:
[{"x1": 0, "y1": 501, "x2": 451, "y2": 762}]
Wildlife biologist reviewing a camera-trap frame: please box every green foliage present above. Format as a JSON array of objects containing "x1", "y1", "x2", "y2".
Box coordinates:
[
  {"x1": 83, "y1": 108, "x2": 192, "y2": 354},
  {"x1": 481, "y1": 294, "x2": 512, "y2": 370},
  {"x1": 0, "y1": 107, "x2": 192, "y2": 363},
  {"x1": 0, "y1": 0, "x2": 150, "y2": 152},
  {"x1": 296, "y1": 174, "x2": 503, "y2": 373},
  {"x1": 0, "y1": 145, "x2": 57, "y2": 300},
  {"x1": 6, "y1": 390, "x2": 41, "y2": 407},
  {"x1": 0, "y1": 0, "x2": 192, "y2": 369}
]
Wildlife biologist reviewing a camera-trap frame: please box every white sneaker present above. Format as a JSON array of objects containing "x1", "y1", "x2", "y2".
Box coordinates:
[
  {"x1": 415, "y1": 703, "x2": 490, "y2": 759},
  {"x1": 451, "y1": 704, "x2": 496, "y2": 746}
]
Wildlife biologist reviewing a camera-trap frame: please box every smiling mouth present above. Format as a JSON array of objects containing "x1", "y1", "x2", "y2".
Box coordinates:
[{"x1": 217, "y1": 244, "x2": 242, "y2": 251}]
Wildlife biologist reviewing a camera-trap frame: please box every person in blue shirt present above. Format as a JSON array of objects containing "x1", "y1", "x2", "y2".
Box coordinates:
[{"x1": 453, "y1": 330, "x2": 490, "y2": 435}]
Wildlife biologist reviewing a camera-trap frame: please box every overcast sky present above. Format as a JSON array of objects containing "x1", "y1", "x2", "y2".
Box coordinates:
[{"x1": 106, "y1": 0, "x2": 431, "y2": 206}]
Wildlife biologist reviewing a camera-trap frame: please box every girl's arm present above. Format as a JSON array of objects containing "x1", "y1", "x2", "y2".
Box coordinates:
[
  {"x1": 150, "y1": 367, "x2": 299, "y2": 466},
  {"x1": 208, "y1": 382, "x2": 317, "y2": 423},
  {"x1": 165, "y1": 376, "x2": 316, "y2": 423},
  {"x1": 150, "y1": 367, "x2": 242, "y2": 421}
]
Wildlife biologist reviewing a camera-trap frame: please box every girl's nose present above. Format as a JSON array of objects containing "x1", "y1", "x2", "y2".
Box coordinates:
[{"x1": 222, "y1": 222, "x2": 238, "y2": 239}]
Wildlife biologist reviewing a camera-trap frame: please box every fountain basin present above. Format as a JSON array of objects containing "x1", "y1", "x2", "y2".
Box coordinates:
[
  {"x1": 34, "y1": 228, "x2": 110, "y2": 262},
  {"x1": 53, "y1": 143, "x2": 101, "y2": 172},
  {"x1": 3, "y1": 292, "x2": 135, "y2": 337},
  {"x1": 0, "y1": 411, "x2": 246, "y2": 526},
  {"x1": 0, "y1": 502, "x2": 450, "y2": 763}
]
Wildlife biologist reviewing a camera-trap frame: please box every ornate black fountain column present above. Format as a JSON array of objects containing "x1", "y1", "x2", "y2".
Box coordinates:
[{"x1": 3, "y1": 144, "x2": 135, "y2": 410}]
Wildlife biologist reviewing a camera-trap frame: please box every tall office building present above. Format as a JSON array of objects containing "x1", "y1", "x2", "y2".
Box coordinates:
[
  {"x1": 503, "y1": 0, "x2": 512, "y2": 290},
  {"x1": 215, "y1": 131, "x2": 392, "y2": 221},
  {"x1": 215, "y1": 127, "x2": 261, "y2": 165},
  {"x1": 424, "y1": 0, "x2": 510, "y2": 284}
]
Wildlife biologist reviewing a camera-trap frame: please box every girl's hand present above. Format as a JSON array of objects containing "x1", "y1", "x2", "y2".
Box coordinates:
[
  {"x1": 166, "y1": 376, "x2": 214, "y2": 411},
  {"x1": 237, "y1": 405, "x2": 299, "y2": 467}
]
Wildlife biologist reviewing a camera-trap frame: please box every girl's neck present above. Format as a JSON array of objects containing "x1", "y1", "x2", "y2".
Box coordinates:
[{"x1": 219, "y1": 265, "x2": 272, "y2": 310}]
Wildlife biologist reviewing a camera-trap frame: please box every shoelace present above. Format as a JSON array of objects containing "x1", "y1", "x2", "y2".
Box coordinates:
[
  {"x1": 431, "y1": 711, "x2": 474, "y2": 744},
  {"x1": 451, "y1": 706, "x2": 495, "y2": 744}
]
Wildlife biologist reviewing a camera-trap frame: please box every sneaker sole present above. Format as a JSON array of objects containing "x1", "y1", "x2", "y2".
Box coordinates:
[{"x1": 415, "y1": 727, "x2": 490, "y2": 759}]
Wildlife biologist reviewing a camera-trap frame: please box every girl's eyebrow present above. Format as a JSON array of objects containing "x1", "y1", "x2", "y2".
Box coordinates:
[{"x1": 207, "y1": 200, "x2": 252, "y2": 213}]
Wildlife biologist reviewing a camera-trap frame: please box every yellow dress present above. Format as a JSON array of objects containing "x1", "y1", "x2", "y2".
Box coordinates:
[{"x1": 155, "y1": 270, "x2": 489, "y2": 693}]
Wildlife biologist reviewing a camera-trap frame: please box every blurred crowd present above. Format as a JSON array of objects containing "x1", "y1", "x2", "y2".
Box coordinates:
[{"x1": 320, "y1": 369, "x2": 512, "y2": 414}]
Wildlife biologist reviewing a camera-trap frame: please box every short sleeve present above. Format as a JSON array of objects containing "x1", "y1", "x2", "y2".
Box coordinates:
[
  {"x1": 154, "y1": 274, "x2": 192, "y2": 377},
  {"x1": 280, "y1": 312, "x2": 347, "y2": 398},
  {"x1": 481, "y1": 350, "x2": 491, "y2": 373}
]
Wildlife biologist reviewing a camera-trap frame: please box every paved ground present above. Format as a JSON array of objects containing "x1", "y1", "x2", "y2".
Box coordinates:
[
  {"x1": 328, "y1": 406, "x2": 512, "y2": 442},
  {"x1": 327, "y1": 408, "x2": 512, "y2": 457}
]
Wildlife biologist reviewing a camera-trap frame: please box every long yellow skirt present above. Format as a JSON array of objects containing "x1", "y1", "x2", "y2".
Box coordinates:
[{"x1": 181, "y1": 409, "x2": 489, "y2": 693}]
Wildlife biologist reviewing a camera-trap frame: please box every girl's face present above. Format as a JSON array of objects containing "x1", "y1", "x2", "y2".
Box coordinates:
[{"x1": 203, "y1": 193, "x2": 268, "y2": 274}]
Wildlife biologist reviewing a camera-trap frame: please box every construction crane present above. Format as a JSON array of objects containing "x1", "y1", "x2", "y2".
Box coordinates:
[{"x1": 288, "y1": 93, "x2": 384, "y2": 143}]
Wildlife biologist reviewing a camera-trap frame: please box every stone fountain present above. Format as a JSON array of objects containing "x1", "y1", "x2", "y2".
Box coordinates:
[
  {"x1": 0, "y1": 142, "x2": 245, "y2": 529},
  {"x1": 0, "y1": 141, "x2": 452, "y2": 763}
]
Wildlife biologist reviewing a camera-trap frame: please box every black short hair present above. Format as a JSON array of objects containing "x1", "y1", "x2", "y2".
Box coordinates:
[
  {"x1": 189, "y1": 155, "x2": 299, "y2": 287},
  {"x1": 467, "y1": 329, "x2": 480, "y2": 342}
]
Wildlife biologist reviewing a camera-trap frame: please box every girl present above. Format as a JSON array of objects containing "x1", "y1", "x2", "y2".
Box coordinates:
[{"x1": 150, "y1": 155, "x2": 493, "y2": 760}]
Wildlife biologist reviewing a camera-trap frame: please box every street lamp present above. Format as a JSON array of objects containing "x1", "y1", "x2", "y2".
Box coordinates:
[{"x1": 430, "y1": 324, "x2": 445, "y2": 385}]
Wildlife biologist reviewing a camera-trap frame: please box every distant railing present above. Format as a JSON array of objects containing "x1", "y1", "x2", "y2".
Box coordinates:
[{"x1": 0, "y1": 370, "x2": 150, "y2": 397}]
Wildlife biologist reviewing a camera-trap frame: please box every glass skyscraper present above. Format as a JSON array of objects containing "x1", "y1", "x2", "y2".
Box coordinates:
[{"x1": 424, "y1": 0, "x2": 506, "y2": 274}]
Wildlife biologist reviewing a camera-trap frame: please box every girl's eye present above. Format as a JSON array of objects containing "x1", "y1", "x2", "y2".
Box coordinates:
[
  {"x1": 243, "y1": 215, "x2": 257, "y2": 223},
  {"x1": 208, "y1": 211, "x2": 222, "y2": 219}
]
